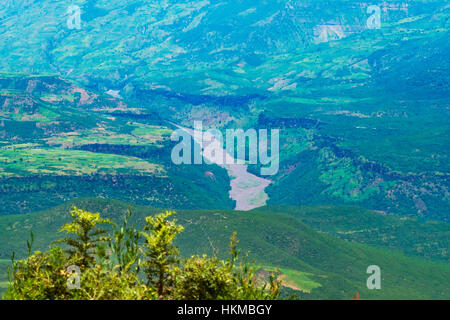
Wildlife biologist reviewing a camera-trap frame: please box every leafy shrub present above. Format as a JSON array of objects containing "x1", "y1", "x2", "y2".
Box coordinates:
[
  {"x1": 173, "y1": 254, "x2": 234, "y2": 300},
  {"x1": 3, "y1": 207, "x2": 280, "y2": 300}
]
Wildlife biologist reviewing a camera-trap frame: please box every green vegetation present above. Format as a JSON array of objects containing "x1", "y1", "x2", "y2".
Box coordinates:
[
  {"x1": 0, "y1": 75, "x2": 235, "y2": 214},
  {"x1": 260, "y1": 205, "x2": 449, "y2": 262},
  {"x1": 3, "y1": 206, "x2": 279, "y2": 300},
  {"x1": 1, "y1": 5, "x2": 449, "y2": 217},
  {"x1": 0, "y1": 77, "x2": 233, "y2": 213},
  {"x1": 0, "y1": 199, "x2": 448, "y2": 299},
  {"x1": 0, "y1": 259, "x2": 9, "y2": 293},
  {"x1": 0, "y1": 145, "x2": 164, "y2": 177},
  {"x1": 0, "y1": 0, "x2": 448, "y2": 301},
  {"x1": 261, "y1": 266, "x2": 321, "y2": 294}
]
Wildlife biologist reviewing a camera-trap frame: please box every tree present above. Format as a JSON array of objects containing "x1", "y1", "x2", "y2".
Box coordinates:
[
  {"x1": 58, "y1": 207, "x2": 112, "y2": 270},
  {"x1": 141, "y1": 211, "x2": 184, "y2": 298},
  {"x1": 5, "y1": 245, "x2": 69, "y2": 300},
  {"x1": 173, "y1": 254, "x2": 234, "y2": 300},
  {"x1": 225, "y1": 232, "x2": 280, "y2": 300},
  {"x1": 4, "y1": 207, "x2": 280, "y2": 301},
  {"x1": 5, "y1": 210, "x2": 153, "y2": 300},
  {"x1": 108, "y1": 209, "x2": 141, "y2": 274}
]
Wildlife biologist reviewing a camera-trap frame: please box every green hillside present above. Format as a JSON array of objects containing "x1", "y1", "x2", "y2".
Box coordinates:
[
  {"x1": 0, "y1": 1, "x2": 448, "y2": 219},
  {"x1": 0, "y1": 198, "x2": 448, "y2": 299},
  {"x1": 260, "y1": 205, "x2": 449, "y2": 262},
  {"x1": 0, "y1": 75, "x2": 234, "y2": 214},
  {"x1": 0, "y1": 0, "x2": 448, "y2": 301},
  {"x1": 0, "y1": 259, "x2": 8, "y2": 293}
]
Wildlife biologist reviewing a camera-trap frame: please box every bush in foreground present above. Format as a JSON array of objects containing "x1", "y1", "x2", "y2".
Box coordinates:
[{"x1": 3, "y1": 207, "x2": 280, "y2": 300}]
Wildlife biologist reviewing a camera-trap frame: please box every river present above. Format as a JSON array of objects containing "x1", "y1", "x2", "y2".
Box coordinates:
[{"x1": 173, "y1": 124, "x2": 272, "y2": 211}]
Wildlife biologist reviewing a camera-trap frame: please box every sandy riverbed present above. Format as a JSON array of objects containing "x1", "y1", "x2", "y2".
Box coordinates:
[{"x1": 173, "y1": 124, "x2": 272, "y2": 210}]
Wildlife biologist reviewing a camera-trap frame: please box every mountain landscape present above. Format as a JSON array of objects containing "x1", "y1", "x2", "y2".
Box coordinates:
[
  {"x1": 0, "y1": 198, "x2": 449, "y2": 299},
  {"x1": 0, "y1": 0, "x2": 448, "y2": 300}
]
